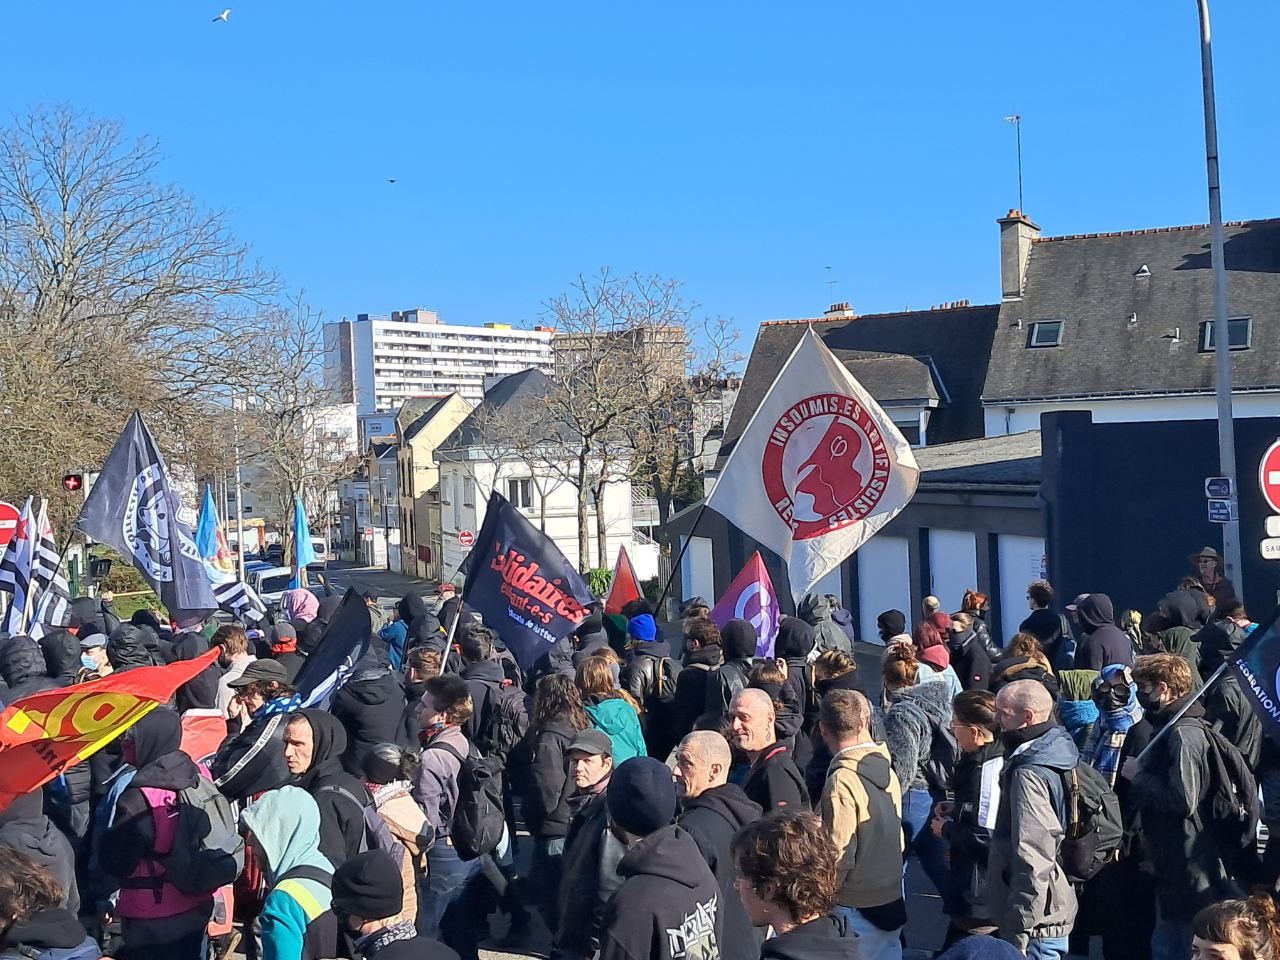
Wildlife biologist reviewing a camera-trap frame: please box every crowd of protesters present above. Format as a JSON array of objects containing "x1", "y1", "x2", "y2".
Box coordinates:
[{"x1": 0, "y1": 547, "x2": 1279, "y2": 960}]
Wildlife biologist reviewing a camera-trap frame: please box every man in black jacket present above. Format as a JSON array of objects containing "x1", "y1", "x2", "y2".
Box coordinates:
[
  {"x1": 552, "y1": 730, "x2": 617, "y2": 960},
  {"x1": 705, "y1": 618, "x2": 757, "y2": 724},
  {"x1": 674, "y1": 731, "x2": 763, "y2": 958},
  {"x1": 600, "y1": 757, "x2": 723, "y2": 960},
  {"x1": 671, "y1": 619, "x2": 723, "y2": 734},
  {"x1": 729, "y1": 688, "x2": 808, "y2": 813},
  {"x1": 1073, "y1": 594, "x2": 1134, "y2": 671},
  {"x1": 620, "y1": 613, "x2": 680, "y2": 758},
  {"x1": 332, "y1": 850, "x2": 459, "y2": 960},
  {"x1": 331, "y1": 655, "x2": 411, "y2": 776},
  {"x1": 284, "y1": 709, "x2": 373, "y2": 867}
]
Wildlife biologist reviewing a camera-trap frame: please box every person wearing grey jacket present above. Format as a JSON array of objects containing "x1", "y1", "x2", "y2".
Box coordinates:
[
  {"x1": 987, "y1": 679, "x2": 1078, "y2": 959},
  {"x1": 797, "y1": 593, "x2": 852, "y2": 656}
]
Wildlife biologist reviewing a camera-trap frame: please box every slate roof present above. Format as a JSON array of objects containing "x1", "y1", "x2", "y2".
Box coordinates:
[
  {"x1": 402, "y1": 394, "x2": 459, "y2": 442},
  {"x1": 983, "y1": 218, "x2": 1280, "y2": 403},
  {"x1": 437, "y1": 368, "x2": 565, "y2": 458},
  {"x1": 914, "y1": 430, "x2": 1041, "y2": 487},
  {"x1": 719, "y1": 304, "x2": 999, "y2": 466}
]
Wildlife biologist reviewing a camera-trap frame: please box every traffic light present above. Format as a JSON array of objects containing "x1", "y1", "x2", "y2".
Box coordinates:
[{"x1": 62, "y1": 473, "x2": 83, "y2": 492}]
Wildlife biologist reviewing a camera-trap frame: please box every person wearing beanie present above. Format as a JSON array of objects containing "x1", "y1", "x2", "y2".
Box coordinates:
[
  {"x1": 332, "y1": 851, "x2": 458, "y2": 960},
  {"x1": 599, "y1": 757, "x2": 724, "y2": 960},
  {"x1": 572, "y1": 604, "x2": 610, "y2": 666},
  {"x1": 620, "y1": 613, "x2": 681, "y2": 759},
  {"x1": 270, "y1": 622, "x2": 306, "y2": 681},
  {"x1": 877, "y1": 609, "x2": 911, "y2": 646},
  {"x1": 705, "y1": 618, "x2": 758, "y2": 725}
]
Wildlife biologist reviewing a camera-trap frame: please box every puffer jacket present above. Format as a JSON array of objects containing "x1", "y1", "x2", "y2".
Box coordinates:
[
  {"x1": 797, "y1": 593, "x2": 851, "y2": 655},
  {"x1": 512, "y1": 718, "x2": 579, "y2": 839},
  {"x1": 0, "y1": 636, "x2": 60, "y2": 702},
  {"x1": 330, "y1": 662, "x2": 412, "y2": 776},
  {"x1": 881, "y1": 681, "x2": 953, "y2": 792},
  {"x1": 943, "y1": 739, "x2": 1005, "y2": 920},
  {"x1": 986, "y1": 724, "x2": 1078, "y2": 951}
]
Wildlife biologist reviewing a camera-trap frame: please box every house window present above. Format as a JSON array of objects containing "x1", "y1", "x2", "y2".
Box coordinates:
[
  {"x1": 1199, "y1": 317, "x2": 1251, "y2": 351},
  {"x1": 506, "y1": 477, "x2": 533, "y2": 510},
  {"x1": 1027, "y1": 320, "x2": 1063, "y2": 348}
]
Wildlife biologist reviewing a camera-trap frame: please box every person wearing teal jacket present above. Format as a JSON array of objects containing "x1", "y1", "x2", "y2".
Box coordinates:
[
  {"x1": 575, "y1": 654, "x2": 648, "y2": 763},
  {"x1": 242, "y1": 786, "x2": 339, "y2": 960}
]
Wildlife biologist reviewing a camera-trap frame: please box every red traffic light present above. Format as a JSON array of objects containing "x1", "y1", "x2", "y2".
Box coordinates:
[{"x1": 62, "y1": 473, "x2": 83, "y2": 492}]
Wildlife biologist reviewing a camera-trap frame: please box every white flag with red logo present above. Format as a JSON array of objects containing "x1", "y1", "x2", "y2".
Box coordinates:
[{"x1": 707, "y1": 327, "x2": 919, "y2": 603}]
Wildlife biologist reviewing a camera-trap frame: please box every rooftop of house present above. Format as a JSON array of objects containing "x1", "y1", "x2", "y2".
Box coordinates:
[
  {"x1": 437, "y1": 368, "x2": 566, "y2": 457},
  {"x1": 398, "y1": 393, "x2": 461, "y2": 443},
  {"x1": 983, "y1": 217, "x2": 1280, "y2": 403},
  {"x1": 914, "y1": 430, "x2": 1041, "y2": 486}
]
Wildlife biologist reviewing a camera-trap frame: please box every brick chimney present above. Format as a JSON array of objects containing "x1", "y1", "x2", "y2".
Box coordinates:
[
  {"x1": 997, "y1": 209, "x2": 1040, "y2": 300},
  {"x1": 824, "y1": 301, "x2": 855, "y2": 318}
]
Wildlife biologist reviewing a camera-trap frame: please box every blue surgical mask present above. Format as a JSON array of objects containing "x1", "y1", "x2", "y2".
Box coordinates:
[{"x1": 80, "y1": 653, "x2": 97, "y2": 670}]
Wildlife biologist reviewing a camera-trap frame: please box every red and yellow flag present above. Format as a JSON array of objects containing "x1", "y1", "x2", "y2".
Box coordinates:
[{"x1": 0, "y1": 648, "x2": 219, "y2": 811}]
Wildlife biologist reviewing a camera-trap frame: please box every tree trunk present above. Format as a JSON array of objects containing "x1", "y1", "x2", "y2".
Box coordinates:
[
  {"x1": 576, "y1": 457, "x2": 590, "y2": 573},
  {"x1": 595, "y1": 482, "x2": 608, "y2": 570}
]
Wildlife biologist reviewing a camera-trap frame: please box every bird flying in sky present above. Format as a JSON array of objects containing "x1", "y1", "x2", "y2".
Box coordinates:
[{"x1": 213, "y1": 9, "x2": 231, "y2": 23}]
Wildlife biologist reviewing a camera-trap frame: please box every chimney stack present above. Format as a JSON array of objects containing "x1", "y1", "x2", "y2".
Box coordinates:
[
  {"x1": 997, "y1": 209, "x2": 1040, "y2": 300},
  {"x1": 824, "y1": 301, "x2": 856, "y2": 318}
]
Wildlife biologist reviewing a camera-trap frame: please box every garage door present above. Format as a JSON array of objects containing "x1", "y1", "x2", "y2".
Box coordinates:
[
  {"x1": 928, "y1": 529, "x2": 978, "y2": 616},
  {"x1": 857, "y1": 536, "x2": 911, "y2": 644},
  {"x1": 998, "y1": 534, "x2": 1046, "y2": 648}
]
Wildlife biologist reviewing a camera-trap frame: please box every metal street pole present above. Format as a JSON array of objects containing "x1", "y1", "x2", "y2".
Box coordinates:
[
  {"x1": 380, "y1": 476, "x2": 390, "y2": 571},
  {"x1": 232, "y1": 390, "x2": 248, "y2": 580},
  {"x1": 1196, "y1": 0, "x2": 1243, "y2": 587}
]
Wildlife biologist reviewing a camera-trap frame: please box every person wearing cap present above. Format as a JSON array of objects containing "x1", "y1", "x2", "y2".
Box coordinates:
[
  {"x1": 332, "y1": 851, "x2": 458, "y2": 960},
  {"x1": 76, "y1": 633, "x2": 112, "y2": 683},
  {"x1": 552, "y1": 728, "x2": 617, "y2": 960},
  {"x1": 1190, "y1": 546, "x2": 1237, "y2": 609},
  {"x1": 227, "y1": 658, "x2": 300, "y2": 718},
  {"x1": 598, "y1": 756, "x2": 723, "y2": 960}
]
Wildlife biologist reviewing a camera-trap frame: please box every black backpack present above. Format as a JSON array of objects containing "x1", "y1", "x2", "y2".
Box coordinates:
[
  {"x1": 1181, "y1": 716, "x2": 1262, "y2": 884},
  {"x1": 475, "y1": 679, "x2": 529, "y2": 768},
  {"x1": 426, "y1": 740, "x2": 505, "y2": 861},
  {"x1": 164, "y1": 775, "x2": 246, "y2": 894},
  {"x1": 1056, "y1": 761, "x2": 1125, "y2": 883}
]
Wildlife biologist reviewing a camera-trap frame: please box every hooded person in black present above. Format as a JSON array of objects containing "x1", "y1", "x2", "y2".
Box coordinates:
[
  {"x1": 331, "y1": 654, "x2": 411, "y2": 776},
  {"x1": 69, "y1": 596, "x2": 120, "y2": 639},
  {"x1": 705, "y1": 618, "x2": 756, "y2": 723},
  {"x1": 285, "y1": 708, "x2": 372, "y2": 867},
  {"x1": 1153, "y1": 591, "x2": 1205, "y2": 689},
  {"x1": 0, "y1": 636, "x2": 60, "y2": 702},
  {"x1": 105, "y1": 624, "x2": 161, "y2": 672},
  {"x1": 1196, "y1": 607, "x2": 1263, "y2": 767},
  {"x1": 571, "y1": 607, "x2": 609, "y2": 666},
  {"x1": 600, "y1": 757, "x2": 723, "y2": 960},
  {"x1": 947, "y1": 613, "x2": 993, "y2": 690},
  {"x1": 169, "y1": 631, "x2": 220, "y2": 714},
  {"x1": 398, "y1": 592, "x2": 442, "y2": 651},
  {"x1": 527, "y1": 636, "x2": 576, "y2": 688},
  {"x1": 1073, "y1": 594, "x2": 1134, "y2": 671},
  {"x1": 38, "y1": 629, "x2": 81, "y2": 686},
  {"x1": 0, "y1": 791, "x2": 79, "y2": 915},
  {"x1": 775, "y1": 617, "x2": 817, "y2": 733}
]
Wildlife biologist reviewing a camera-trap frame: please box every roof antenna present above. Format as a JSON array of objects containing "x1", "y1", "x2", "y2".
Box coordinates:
[
  {"x1": 825, "y1": 266, "x2": 837, "y2": 305},
  {"x1": 1004, "y1": 114, "x2": 1024, "y2": 212}
]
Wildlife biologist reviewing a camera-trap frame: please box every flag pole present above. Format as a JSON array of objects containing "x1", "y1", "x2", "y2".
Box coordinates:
[
  {"x1": 1133, "y1": 663, "x2": 1227, "y2": 763},
  {"x1": 439, "y1": 603, "x2": 463, "y2": 677},
  {"x1": 654, "y1": 500, "x2": 711, "y2": 611}
]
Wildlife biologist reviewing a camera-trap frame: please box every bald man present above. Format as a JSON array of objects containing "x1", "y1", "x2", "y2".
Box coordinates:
[
  {"x1": 728, "y1": 688, "x2": 810, "y2": 814},
  {"x1": 674, "y1": 731, "x2": 763, "y2": 956},
  {"x1": 987, "y1": 679, "x2": 1079, "y2": 959}
]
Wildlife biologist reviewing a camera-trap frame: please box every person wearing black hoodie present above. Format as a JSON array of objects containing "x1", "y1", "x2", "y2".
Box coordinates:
[
  {"x1": 705, "y1": 618, "x2": 757, "y2": 724},
  {"x1": 1073, "y1": 594, "x2": 1134, "y2": 671},
  {"x1": 331, "y1": 655, "x2": 412, "y2": 776},
  {"x1": 0, "y1": 636, "x2": 59, "y2": 703},
  {"x1": 946, "y1": 612, "x2": 993, "y2": 691},
  {"x1": 1196, "y1": 602, "x2": 1263, "y2": 768},
  {"x1": 733, "y1": 810, "x2": 858, "y2": 960},
  {"x1": 0, "y1": 791, "x2": 79, "y2": 916},
  {"x1": 571, "y1": 606, "x2": 609, "y2": 667},
  {"x1": 398, "y1": 592, "x2": 442, "y2": 651},
  {"x1": 674, "y1": 731, "x2": 763, "y2": 959},
  {"x1": 671, "y1": 618, "x2": 723, "y2": 734},
  {"x1": 599, "y1": 757, "x2": 723, "y2": 960},
  {"x1": 284, "y1": 709, "x2": 373, "y2": 867},
  {"x1": 37, "y1": 629, "x2": 81, "y2": 686},
  {"x1": 101, "y1": 708, "x2": 211, "y2": 959},
  {"x1": 35, "y1": 630, "x2": 95, "y2": 879},
  {"x1": 775, "y1": 618, "x2": 818, "y2": 767},
  {"x1": 0, "y1": 846, "x2": 98, "y2": 960},
  {"x1": 105, "y1": 624, "x2": 162, "y2": 673}
]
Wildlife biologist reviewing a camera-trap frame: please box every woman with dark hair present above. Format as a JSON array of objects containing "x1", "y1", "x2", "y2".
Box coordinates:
[
  {"x1": 0, "y1": 847, "x2": 98, "y2": 960},
  {"x1": 1192, "y1": 893, "x2": 1280, "y2": 960},
  {"x1": 960, "y1": 590, "x2": 1000, "y2": 659},
  {"x1": 511, "y1": 673, "x2": 591, "y2": 934}
]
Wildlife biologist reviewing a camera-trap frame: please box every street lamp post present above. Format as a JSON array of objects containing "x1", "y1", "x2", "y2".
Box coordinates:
[
  {"x1": 1196, "y1": 0, "x2": 1244, "y2": 587},
  {"x1": 380, "y1": 476, "x2": 391, "y2": 572}
]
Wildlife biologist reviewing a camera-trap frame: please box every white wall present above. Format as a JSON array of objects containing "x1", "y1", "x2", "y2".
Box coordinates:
[
  {"x1": 998, "y1": 534, "x2": 1046, "y2": 645},
  {"x1": 681, "y1": 536, "x2": 715, "y2": 603},
  {"x1": 857, "y1": 535, "x2": 911, "y2": 644},
  {"x1": 984, "y1": 392, "x2": 1280, "y2": 437},
  {"x1": 813, "y1": 566, "x2": 843, "y2": 602},
  {"x1": 928, "y1": 529, "x2": 978, "y2": 614}
]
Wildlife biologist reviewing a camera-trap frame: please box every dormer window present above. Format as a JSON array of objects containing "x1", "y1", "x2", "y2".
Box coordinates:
[
  {"x1": 1028, "y1": 320, "x2": 1063, "y2": 348},
  {"x1": 1199, "y1": 317, "x2": 1251, "y2": 351}
]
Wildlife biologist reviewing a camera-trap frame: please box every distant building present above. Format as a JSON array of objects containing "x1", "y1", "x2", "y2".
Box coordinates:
[
  {"x1": 394, "y1": 394, "x2": 473, "y2": 581},
  {"x1": 324, "y1": 307, "x2": 555, "y2": 413},
  {"x1": 553, "y1": 325, "x2": 687, "y2": 384}
]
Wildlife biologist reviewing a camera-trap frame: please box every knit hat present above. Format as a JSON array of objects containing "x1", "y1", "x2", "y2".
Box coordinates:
[
  {"x1": 332, "y1": 850, "x2": 403, "y2": 921},
  {"x1": 607, "y1": 756, "x2": 676, "y2": 837},
  {"x1": 627, "y1": 614, "x2": 657, "y2": 643}
]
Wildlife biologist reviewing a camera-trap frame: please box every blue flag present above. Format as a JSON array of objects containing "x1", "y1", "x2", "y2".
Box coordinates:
[
  {"x1": 195, "y1": 485, "x2": 220, "y2": 559},
  {"x1": 197, "y1": 484, "x2": 267, "y2": 623},
  {"x1": 291, "y1": 496, "x2": 317, "y2": 589},
  {"x1": 75, "y1": 412, "x2": 218, "y2": 626},
  {"x1": 1228, "y1": 608, "x2": 1280, "y2": 737},
  {"x1": 459, "y1": 490, "x2": 594, "y2": 669}
]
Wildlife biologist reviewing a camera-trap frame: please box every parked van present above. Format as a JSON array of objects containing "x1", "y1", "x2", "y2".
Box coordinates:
[{"x1": 308, "y1": 536, "x2": 328, "y2": 573}]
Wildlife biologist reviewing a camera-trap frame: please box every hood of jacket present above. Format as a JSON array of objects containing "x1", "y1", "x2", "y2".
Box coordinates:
[
  {"x1": 616, "y1": 823, "x2": 711, "y2": 889},
  {"x1": 1159, "y1": 590, "x2": 1204, "y2": 630},
  {"x1": 170, "y1": 631, "x2": 220, "y2": 712},
  {"x1": 242, "y1": 784, "x2": 334, "y2": 882},
  {"x1": 398, "y1": 591, "x2": 429, "y2": 626},
  {"x1": 830, "y1": 741, "x2": 895, "y2": 791},
  {"x1": 0, "y1": 907, "x2": 91, "y2": 953},
  {"x1": 679, "y1": 782, "x2": 762, "y2": 831},
  {"x1": 38, "y1": 629, "x2": 81, "y2": 684},
  {"x1": 721, "y1": 618, "x2": 758, "y2": 660},
  {"x1": 342, "y1": 668, "x2": 402, "y2": 708},
  {"x1": 760, "y1": 913, "x2": 855, "y2": 960},
  {"x1": 128, "y1": 706, "x2": 200, "y2": 790},
  {"x1": 0, "y1": 635, "x2": 49, "y2": 687},
  {"x1": 69, "y1": 596, "x2": 110, "y2": 635},
  {"x1": 575, "y1": 609, "x2": 604, "y2": 638},
  {"x1": 1009, "y1": 723, "x2": 1079, "y2": 773},
  {"x1": 683, "y1": 644, "x2": 723, "y2": 669},
  {"x1": 1198, "y1": 619, "x2": 1250, "y2": 674},
  {"x1": 876, "y1": 609, "x2": 907, "y2": 640},
  {"x1": 0, "y1": 791, "x2": 66, "y2": 875},
  {"x1": 798, "y1": 592, "x2": 833, "y2": 624},
  {"x1": 1075, "y1": 593, "x2": 1115, "y2": 632},
  {"x1": 461, "y1": 658, "x2": 506, "y2": 685},
  {"x1": 628, "y1": 638, "x2": 672, "y2": 660},
  {"x1": 889, "y1": 678, "x2": 952, "y2": 728},
  {"x1": 295, "y1": 708, "x2": 348, "y2": 787},
  {"x1": 282, "y1": 588, "x2": 319, "y2": 623},
  {"x1": 775, "y1": 617, "x2": 816, "y2": 661},
  {"x1": 106, "y1": 623, "x2": 159, "y2": 669}
]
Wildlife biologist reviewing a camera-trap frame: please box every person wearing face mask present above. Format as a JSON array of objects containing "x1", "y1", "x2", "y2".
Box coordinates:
[
  {"x1": 210, "y1": 624, "x2": 256, "y2": 720},
  {"x1": 331, "y1": 851, "x2": 458, "y2": 960},
  {"x1": 77, "y1": 633, "x2": 112, "y2": 682},
  {"x1": 1080, "y1": 665, "x2": 1143, "y2": 789},
  {"x1": 1121, "y1": 654, "x2": 1241, "y2": 960}
]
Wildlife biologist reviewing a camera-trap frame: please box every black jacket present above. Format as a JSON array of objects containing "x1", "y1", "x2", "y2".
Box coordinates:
[
  {"x1": 677, "y1": 783, "x2": 763, "y2": 959},
  {"x1": 513, "y1": 718, "x2": 579, "y2": 838},
  {"x1": 1198, "y1": 620, "x2": 1263, "y2": 767},
  {"x1": 971, "y1": 617, "x2": 1002, "y2": 662},
  {"x1": 295, "y1": 709, "x2": 373, "y2": 867},
  {"x1": 705, "y1": 658, "x2": 753, "y2": 723},
  {"x1": 738, "y1": 742, "x2": 809, "y2": 813},
  {"x1": 760, "y1": 913, "x2": 857, "y2": 959},
  {"x1": 621, "y1": 640, "x2": 679, "y2": 710},
  {"x1": 572, "y1": 615, "x2": 610, "y2": 667},
  {"x1": 0, "y1": 636, "x2": 60, "y2": 702},
  {"x1": 671, "y1": 645, "x2": 722, "y2": 733},
  {"x1": 942, "y1": 738, "x2": 1004, "y2": 919},
  {"x1": 555, "y1": 787, "x2": 612, "y2": 957},
  {"x1": 38, "y1": 630, "x2": 81, "y2": 686},
  {"x1": 0, "y1": 907, "x2": 99, "y2": 960},
  {"x1": 331, "y1": 664, "x2": 411, "y2": 776},
  {"x1": 0, "y1": 791, "x2": 79, "y2": 915},
  {"x1": 599, "y1": 825, "x2": 723, "y2": 960},
  {"x1": 1074, "y1": 594, "x2": 1134, "y2": 671},
  {"x1": 947, "y1": 629, "x2": 993, "y2": 691},
  {"x1": 459, "y1": 658, "x2": 511, "y2": 744},
  {"x1": 1020, "y1": 608, "x2": 1073, "y2": 663}
]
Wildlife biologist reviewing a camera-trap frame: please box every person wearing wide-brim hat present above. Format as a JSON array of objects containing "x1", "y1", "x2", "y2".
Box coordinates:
[{"x1": 1188, "y1": 546, "x2": 1237, "y2": 608}]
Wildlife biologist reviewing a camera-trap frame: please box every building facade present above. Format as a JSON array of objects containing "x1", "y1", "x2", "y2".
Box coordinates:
[
  {"x1": 395, "y1": 394, "x2": 473, "y2": 581},
  {"x1": 325, "y1": 308, "x2": 555, "y2": 413}
]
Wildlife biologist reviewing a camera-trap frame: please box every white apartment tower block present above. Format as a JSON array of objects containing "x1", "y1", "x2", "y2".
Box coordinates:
[{"x1": 325, "y1": 308, "x2": 555, "y2": 413}]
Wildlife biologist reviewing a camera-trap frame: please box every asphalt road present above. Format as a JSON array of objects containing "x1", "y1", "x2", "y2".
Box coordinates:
[{"x1": 317, "y1": 561, "x2": 436, "y2": 606}]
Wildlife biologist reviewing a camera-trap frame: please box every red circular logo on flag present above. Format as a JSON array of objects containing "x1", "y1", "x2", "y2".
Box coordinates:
[{"x1": 761, "y1": 393, "x2": 892, "y2": 540}]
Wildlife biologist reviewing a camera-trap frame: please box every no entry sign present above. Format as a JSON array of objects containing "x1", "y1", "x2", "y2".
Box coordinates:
[
  {"x1": 458, "y1": 530, "x2": 475, "y2": 547},
  {"x1": 1261, "y1": 440, "x2": 1280, "y2": 514},
  {"x1": 0, "y1": 501, "x2": 19, "y2": 549}
]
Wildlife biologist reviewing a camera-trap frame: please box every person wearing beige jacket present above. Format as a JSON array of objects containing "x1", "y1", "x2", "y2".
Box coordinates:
[{"x1": 817, "y1": 688, "x2": 905, "y2": 960}]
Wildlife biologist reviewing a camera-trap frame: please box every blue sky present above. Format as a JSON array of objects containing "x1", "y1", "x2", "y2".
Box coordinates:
[{"x1": 3, "y1": 2, "x2": 1278, "y2": 341}]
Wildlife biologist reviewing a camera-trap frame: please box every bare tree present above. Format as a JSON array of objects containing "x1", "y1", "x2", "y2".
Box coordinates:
[{"x1": 0, "y1": 105, "x2": 275, "y2": 527}]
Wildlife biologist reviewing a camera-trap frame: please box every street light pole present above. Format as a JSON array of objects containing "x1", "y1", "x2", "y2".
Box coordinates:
[
  {"x1": 1196, "y1": 0, "x2": 1243, "y2": 588},
  {"x1": 380, "y1": 476, "x2": 390, "y2": 572}
]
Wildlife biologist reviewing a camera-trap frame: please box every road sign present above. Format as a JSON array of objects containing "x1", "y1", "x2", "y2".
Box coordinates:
[
  {"x1": 1262, "y1": 538, "x2": 1280, "y2": 561},
  {"x1": 458, "y1": 529, "x2": 475, "y2": 547},
  {"x1": 1205, "y1": 476, "x2": 1232, "y2": 499},
  {"x1": 1208, "y1": 499, "x2": 1236, "y2": 523},
  {"x1": 1268, "y1": 516, "x2": 1280, "y2": 538},
  {"x1": 0, "y1": 501, "x2": 19, "y2": 549},
  {"x1": 1261, "y1": 440, "x2": 1280, "y2": 513},
  {"x1": 363, "y1": 527, "x2": 373, "y2": 538}
]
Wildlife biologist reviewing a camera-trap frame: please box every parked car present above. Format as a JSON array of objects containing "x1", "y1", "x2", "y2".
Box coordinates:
[{"x1": 246, "y1": 565, "x2": 293, "y2": 609}]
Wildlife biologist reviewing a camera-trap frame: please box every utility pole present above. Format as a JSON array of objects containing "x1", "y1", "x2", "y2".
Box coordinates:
[
  {"x1": 380, "y1": 475, "x2": 391, "y2": 571},
  {"x1": 1004, "y1": 114, "x2": 1024, "y2": 212},
  {"x1": 1196, "y1": 0, "x2": 1243, "y2": 586},
  {"x1": 232, "y1": 390, "x2": 247, "y2": 580}
]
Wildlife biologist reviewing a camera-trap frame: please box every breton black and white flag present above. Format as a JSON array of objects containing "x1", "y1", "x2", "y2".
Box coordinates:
[
  {"x1": 0, "y1": 497, "x2": 37, "y2": 634},
  {"x1": 29, "y1": 499, "x2": 71, "y2": 639}
]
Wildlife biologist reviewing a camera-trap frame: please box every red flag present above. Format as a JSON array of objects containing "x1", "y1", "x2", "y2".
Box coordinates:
[
  {"x1": 709, "y1": 552, "x2": 782, "y2": 657},
  {"x1": 0, "y1": 648, "x2": 220, "y2": 811},
  {"x1": 604, "y1": 546, "x2": 643, "y2": 616}
]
